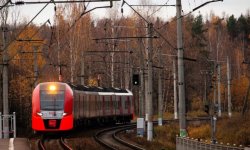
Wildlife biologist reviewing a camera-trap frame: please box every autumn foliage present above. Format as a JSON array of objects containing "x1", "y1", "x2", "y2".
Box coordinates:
[{"x1": 0, "y1": 3, "x2": 250, "y2": 136}]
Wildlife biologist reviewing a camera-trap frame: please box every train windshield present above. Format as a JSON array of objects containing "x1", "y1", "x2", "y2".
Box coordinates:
[{"x1": 40, "y1": 90, "x2": 65, "y2": 111}]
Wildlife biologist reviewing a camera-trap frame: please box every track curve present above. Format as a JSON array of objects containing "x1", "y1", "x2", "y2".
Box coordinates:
[
  {"x1": 94, "y1": 124, "x2": 145, "y2": 150},
  {"x1": 37, "y1": 137, "x2": 72, "y2": 150}
]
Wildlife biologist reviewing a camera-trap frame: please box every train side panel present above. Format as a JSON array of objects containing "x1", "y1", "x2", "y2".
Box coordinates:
[
  {"x1": 32, "y1": 85, "x2": 43, "y2": 130},
  {"x1": 89, "y1": 94, "x2": 97, "y2": 118},
  {"x1": 115, "y1": 90, "x2": 134, "y2": 122},
  {"x1": 62, "y1": 84, "x2": 74, "y2": 130},
  {"x1": 72, "y1": 87, "x2": 134, "y2": 127}
]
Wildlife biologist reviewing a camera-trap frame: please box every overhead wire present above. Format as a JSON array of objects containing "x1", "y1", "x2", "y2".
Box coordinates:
[
  {"x1": 50, "y1": 1, "x2": 90, "y2": 67},
  {"x1": 121, "y1": 1, "x2": 176, "y2": 50},
  {"x1": 51, "y1": 2, "x2": 116, "y2": 81},
  {"x1": 9, "y1": 20, "x2": 52, "y2": 67},
  {"x1": 188, "y1": 0, "x2": 191, "y2": 10},
  {"x1": 5, "y1": 1, "x2": 118, "y2": 82},
  {"x1": 67, "y1": 2, "x2": 114, "y2": 32},
  {"x1": 157, "y1": 0, "x2": 222, "y2": 31},
  {"x1": 1, "y1": 1, "x2": 51, "y2": 61},
  {"x1": 0, "y1": 0, "x2": 11, "y2": 10},
  {"x1": 148, "y1": 0, "x2": 170, "y2": 18}
]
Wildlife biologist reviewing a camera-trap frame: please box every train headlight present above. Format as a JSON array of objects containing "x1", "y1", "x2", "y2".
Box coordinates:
[
  {"x1": 62, "y1": 113, "x2": 67, "y2": 116},
  {"x1": 37, "y1": 112, "x2": 43, "y2": 116},
  {"x1": 49, "y1": 85, "x2": 56, "y2": 91}
]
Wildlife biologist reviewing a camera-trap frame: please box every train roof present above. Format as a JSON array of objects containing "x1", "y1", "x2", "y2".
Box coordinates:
[{"x1": 68, "y1": 84, "x2": 130, "y2": 94}]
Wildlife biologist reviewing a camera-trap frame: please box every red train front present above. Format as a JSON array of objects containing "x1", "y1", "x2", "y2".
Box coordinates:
[{"x1": 32, "y1": 82, "x2": 73, "y2": 131}]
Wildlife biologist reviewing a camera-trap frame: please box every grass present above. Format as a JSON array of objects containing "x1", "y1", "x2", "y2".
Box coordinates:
[
  {"x1": 124, "y1": 122, "x2": 179, "y2": 150},
  {"x1": 187, "y1": 110, "x2": 208, "y2": 118},
  {"x1": 129, "y1": 112, "x2": 250, "y2": 149},
  {"x1": 187, "y1": 112, "x2": 250, "y2": 146},
  {"x1": 215, "y1": 114, "x2": 250, "y2": 146},
  {"x1": 188, "y1": 124, "x2": 210, "y2": 140}
]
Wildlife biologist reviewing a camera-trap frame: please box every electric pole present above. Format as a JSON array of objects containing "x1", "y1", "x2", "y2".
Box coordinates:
[
  {"x1": 2, "y1": 26, "x2": 9, "y2": 138},
  {"x1": 173, "y1": 59, "x2": 178, "y2": 119},
  {"x1": 58, "y1": 64, "x2": 67, "y2": 82},
  {"x1": 33, "y1": 46, "x2": 38, "y2": 87},
  {"x1": 56, "y1": 13, "x2": 62, "y2": 82},
  {"x1": 227, "y1": 56, "x2": 232, "y2": 117},
  {"x1": 138, "y1": 39, "x2": 144, "y2": 117},
  {"x1": 176, "y1": 0, "x2": 187, "y2": 137},
  {"x1": 217, "y1": 64, "x2": 221, "y2": 117},
  {"x1": 213, "y1": 65, "x2": 217, "y2": 113},
  {"x1": 158, "y1": 47, "x2": 163, "y2": 126},
  {"x1": 70, "y1": 39, "x2": 74, "y2": 83},
  {"x1": 81, "y1": 51, "x2": 85, "y2": 85},
  {"x1": 147, "y1": 23, "x2": 153, "y2": 141},
  {"x1": 204, "y1": 73, "x2": 207, "y2": 105},
  {"x1": 124, "y1": 38, "x2": 128, "y2": 89},
  {"x1": 111, "y1": 22, "x2": 115, "y2": 87}
]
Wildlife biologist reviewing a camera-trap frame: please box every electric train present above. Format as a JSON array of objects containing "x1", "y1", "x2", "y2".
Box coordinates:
[{"x1": 32, "y1": 82, "x2": 134, "y2": 131}]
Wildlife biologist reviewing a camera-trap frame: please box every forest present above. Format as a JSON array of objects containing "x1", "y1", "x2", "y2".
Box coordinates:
[{"x1": 0, "y1": 2, "x2": 250, "y2": 135}]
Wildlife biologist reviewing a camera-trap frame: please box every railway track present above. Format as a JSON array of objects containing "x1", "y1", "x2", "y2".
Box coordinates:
[
  {"x1": 34, "y1": 117, "x2": 209, "y2": 150},
  {"x1": 94, "y1": 117, "x2": 210, "y2": 150},
  {"x1": 37, "y1": 137, "x2": 72, "y2": 150},
  {"x1": 38, "y1": 139, "x2": 45, "y2": 150},
  {"x1": 94, "y1": 124, "x2": 145, "y2": 150}
]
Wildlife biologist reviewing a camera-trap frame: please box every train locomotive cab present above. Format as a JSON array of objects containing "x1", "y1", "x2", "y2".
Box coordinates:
[{"x1": 32, "y1": 82, "x2": 73, "y2": 131}]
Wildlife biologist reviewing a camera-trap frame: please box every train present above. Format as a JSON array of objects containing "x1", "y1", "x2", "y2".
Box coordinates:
[{"x1": 32, "y1": 82, "x2": 134, "y2": 131}]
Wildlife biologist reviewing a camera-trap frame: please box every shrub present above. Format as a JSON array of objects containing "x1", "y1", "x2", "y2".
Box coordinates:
[{"x1": 188, "y1": 124, "x2": 210, "y2": 140}]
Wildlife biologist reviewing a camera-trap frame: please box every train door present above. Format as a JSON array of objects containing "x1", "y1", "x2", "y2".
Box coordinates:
[
  {"x1": 89, "y1": 95, "x2": 96, "y2": 118},
  {"x1": 97, "y1": 95, "x2": 101, "y2": 117},
  {"x1": 74, "y1": 93, "x2": 80, "y2": 119},
  {"x1": 73, "y1": 93, "x2": 76, "y2": 119},
  {"x1": 121, "y1": 96, "x2": 127, "y2": 115},
  {"x1": 83, "y1": 93, "x2": 87, "y2": 117},
  {"x1": 127, "y1": 96, "x2": 131, "y2": 114},
  {"x1": 105, "y1": 96, "x2": 111, "y2": 116},
  {"x1": 110, "y1": 95, "x2": 113, "y2": 116},
  {"x1": 130, "y1": 95, "x2": 134, "y2": 116},
  {"x1": 87, "y1": 94, "x2": 90, "y2": 118},
  {"x1": 89, "y1": 95, "x2": 92, "y2": 118},
  {"x1": 102, "y1": 96, "x2": 105, "y2": 116},
  {"x1": 99, "y1": 95, "x2": 102, "y2": 117},
  {"x1": 80, "y1": 93, "x2": 84, "y2": 118},
  {"x1": 114, "y1": 95, "x2": 119, "y2": 116},
  {"x1": 119, "y1": 96, "x2": 123, "y2": 115},
  {"x1": 95, "y1": 95, "x2": 99, "y2": 117}
]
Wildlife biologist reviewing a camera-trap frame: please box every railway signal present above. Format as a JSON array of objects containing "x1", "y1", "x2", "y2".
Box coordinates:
[
  {"x1": 204, "y1": 104, "x2": 209, "y2": 114},
  {"x1": 132, "y1": 74, "x2": 140, "y2": 86}
]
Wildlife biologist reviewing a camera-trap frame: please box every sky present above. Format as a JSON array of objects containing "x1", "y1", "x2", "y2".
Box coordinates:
[{"x1": 6, "y1": 0, "x2": 250, "y2": 25}]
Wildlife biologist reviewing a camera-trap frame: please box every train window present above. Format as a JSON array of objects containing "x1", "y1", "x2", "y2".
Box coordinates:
[{"x1": 40, "y1": 90, "x2": 65, "y2": 111}]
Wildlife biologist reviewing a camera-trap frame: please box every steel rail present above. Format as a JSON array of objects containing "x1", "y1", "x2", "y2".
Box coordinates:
[
  {"x1": 94, "y1": 124, "x2": 136, "y2": 150},
  {"x1": 38, "y1": 139, "x2": 46, "y2": 150},
  {"x1": 94, "y1": 118, "x2": 210, "y2": 149},
  {"x1": 37, "y1": 137, "x2": 73, "y2": 150},
  {"x1": 59, "y1": 137, "x2": 73, "y2": 150},
  {"x1": 112, "y1": 126, "x2": 146, "y2": 150}
]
